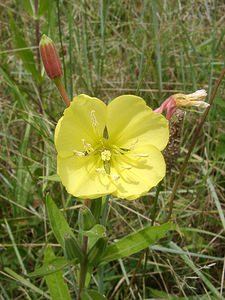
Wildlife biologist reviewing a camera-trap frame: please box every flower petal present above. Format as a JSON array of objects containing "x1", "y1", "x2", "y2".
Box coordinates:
[
  {"x1": 110, "y1": 144, "x2": 166, "y2": 200},
  {"x1": 55, "y1": 94, "x2": 107, "y2": 158},
  {"x1": 107, "y1": 95, "x2": 169, "y2": 151},
  {"x1": 57, "y1": 155, "x2": 115, "y2": 199}
]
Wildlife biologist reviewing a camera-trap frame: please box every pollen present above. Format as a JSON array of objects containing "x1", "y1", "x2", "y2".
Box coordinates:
[{"x1": 101, "y1": 149, "x2": 111, "y2": 161}]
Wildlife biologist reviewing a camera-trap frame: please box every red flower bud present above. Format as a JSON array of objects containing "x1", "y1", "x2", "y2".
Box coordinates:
[{"x1": 39, "y1": 34, "x2": 63, "y2": 79}]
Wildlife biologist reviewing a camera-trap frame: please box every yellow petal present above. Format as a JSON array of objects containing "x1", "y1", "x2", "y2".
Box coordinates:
[
  {"x1": 110, "y1": 144, "x2": 166, "y2": 200},
  {"x1": 55, "y1": 94, "x2": 107, "y2": 158},
  {"x1": 57, "y1": 155, "x2": 115, "y2": 199},
  {"x1": 107, "y1": 95, "x2": 169, "y2": 151}
]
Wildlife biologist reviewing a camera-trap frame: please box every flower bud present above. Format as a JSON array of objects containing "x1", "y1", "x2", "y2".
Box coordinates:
[
  {"x1": 64, "y1": 234, "x2": 83, "y2": 262},
  {"x1": 155, "y1": 89, "x2": 208, "y2": 120},
  {"x1": 39, "y1": 34, "x2": 63, "y2": 79},
  {"x1": 78, "y1": 206, "x2": 96, "y2": 231}
]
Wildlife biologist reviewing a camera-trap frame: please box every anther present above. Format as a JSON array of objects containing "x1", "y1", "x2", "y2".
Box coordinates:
[
  {"x1": 73, "y1": 150, "x2": 86, "y2": 157},
  {"x1": 95, "y1": 168, "x2": 106, "y2": 174},
  {"x1": 82, "y1": 139, "x2": 94, "y2": 153}
]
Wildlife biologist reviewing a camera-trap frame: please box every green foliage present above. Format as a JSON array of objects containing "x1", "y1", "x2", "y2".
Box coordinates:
[
  {"x1": 44, "y1": 246, "x2": 72, "y2": 300},
  {"x1": 88, "y1": 237, "x2": 107, "y2": 267},
  {"x1": 46, "y1": 194, "x2": 74, "y2": 247},
  {"x1": 64, "y1": 234, "x2": 83, "y2": 262},
  {"x1": 28, "y1": 257, "x2": 70, "y2": 277},
  {"x1": 4, "y1": 268, "x2": 50, "y2": 298},
  {"x1": 83, "y1": 224, "x2": 106, "y2": 250},
  {"x1": 102, "y1": 223, "x2": 174, "y2": 263},
  {"x1": 79, "y1": 206, "x2": 96, "y2": 231}
]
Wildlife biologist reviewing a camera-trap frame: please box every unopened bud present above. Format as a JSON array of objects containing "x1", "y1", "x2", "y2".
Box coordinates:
[
  {"x1": 39, "y1": 34, "x2": 63, "y2": 79},
  {"x1": 64, "y1": 234, "x2": 83, "y2": 263},
  {"x1": 78, "y1": 206, "x2": 96, "y2": 231}
]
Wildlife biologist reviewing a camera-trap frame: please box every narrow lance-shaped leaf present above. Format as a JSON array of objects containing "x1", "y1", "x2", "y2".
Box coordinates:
[
  {"x1": 28, "y1": 257, "x2": 70, "y2": 278},
  {"x1": 4, "y1": 267, "x2": 50, "y2": 299},
  {"x1": 101, "y1": 222, "x2": 174, "y2": 264},
  {"x1": 44, "y1": 246, "x2": 72, "y2": 300},
  {"x1": 46, "y1": 194, "x2": 73, "y2": 247}
]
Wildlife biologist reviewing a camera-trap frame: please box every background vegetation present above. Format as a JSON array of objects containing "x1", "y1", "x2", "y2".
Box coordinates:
[{"x1": 0, "y1": 0, "x2": 224, "y2": 299}]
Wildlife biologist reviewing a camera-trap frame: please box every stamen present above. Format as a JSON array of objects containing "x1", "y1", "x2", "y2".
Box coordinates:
[
  {"x1": 132, "y1": 153, "x2": 149, "y2": 157},
  {"x1": 121, "y1": 165, "x2": 132, "y2": 169},
  {"x1": 129, "y1": 138, "x2": 139, "y2": 149},
  {"x1": 95, "y1": 168, "x2": 120, "y2": 182},
  {"x1": 82, "y1": 139, "x2": 94, "y2": 153},
  {"x1": 73, "y1": 150, "x2": 86, "y2": 157},
  {"x1": 95, "y1": 168, "x2": 106, "y2": 174}
]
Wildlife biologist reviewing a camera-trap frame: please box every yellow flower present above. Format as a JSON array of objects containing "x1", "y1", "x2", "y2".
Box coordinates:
[{"x1": 55, "y1": 94, "x2": 169, "y2": 200}]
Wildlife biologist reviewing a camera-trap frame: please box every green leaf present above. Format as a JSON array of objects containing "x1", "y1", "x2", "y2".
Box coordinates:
[
  {"x1": 46, "y1": 194, "x2": 73, "y2": 247},
  {"x1": 4, "y1": 268, "x2": 50, "y2": 299},
  {"x1": 81, "y1": 290, "x2": 107, "y2": 300},
  {"x1": 28, "y1": 257, "x2": 70, "y2": 277},
  {"x1": 64, "y1": 235, "x2": 83, "y2": 262},
  {"x1": 83, "y1": 224, "x2": 106, "y2": 250},
  {"x1": 102, "y1": 223, "x2": 174, "y2": 264},
  {"x1": 9, "y1": 16, "x2": 41, "y2": 82},
  {"x1": 44, "y1": 246, "x2": 72, "y2": 300}
]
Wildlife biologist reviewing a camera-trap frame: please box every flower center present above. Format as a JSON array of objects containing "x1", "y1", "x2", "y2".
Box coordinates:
[{"x1": 101, "y1": 149, "x2": 111, "y2": 161}]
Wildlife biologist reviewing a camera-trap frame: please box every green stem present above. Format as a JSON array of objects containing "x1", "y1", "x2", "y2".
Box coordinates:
[{"x1": 165, "y1": 67, "x2": 225, "y2": 222}]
